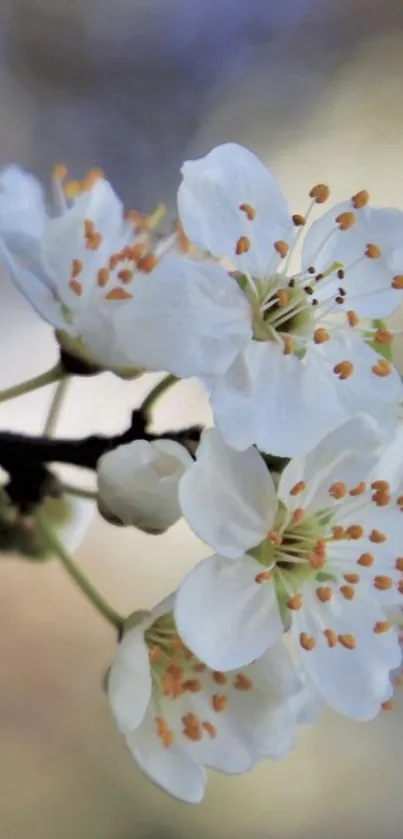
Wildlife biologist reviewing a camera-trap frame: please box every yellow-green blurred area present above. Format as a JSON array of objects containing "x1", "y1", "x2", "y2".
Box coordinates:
[{"x1": 1, "y1": 0, "x2": 403, "y2": 836}]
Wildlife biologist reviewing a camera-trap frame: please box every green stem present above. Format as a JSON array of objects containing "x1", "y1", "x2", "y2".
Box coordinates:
[
  {"x1": 141, "y1": 374, "x2": 178, "y2": 414},
  {"x1": 0, "y1": 364, "x2": 64, "y2": 405},
  {"x1": 43, "y1": 376, "x2": 71, "y2": 437},
  {"x1": 60, "y1": 482, "x2": 98, "y2": 501},
  {"x1": 36, "y1": 513, "x2": 124, "y2": 633}
]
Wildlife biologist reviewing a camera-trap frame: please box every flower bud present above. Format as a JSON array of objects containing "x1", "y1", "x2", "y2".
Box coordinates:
[{"x1": 97, "y1": 439, "x2": 193, "y2": 534}]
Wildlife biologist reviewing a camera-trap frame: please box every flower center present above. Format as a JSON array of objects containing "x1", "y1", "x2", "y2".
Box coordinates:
[{"x1": 251, "y1": 276, "x2": 314, "y2": 347}]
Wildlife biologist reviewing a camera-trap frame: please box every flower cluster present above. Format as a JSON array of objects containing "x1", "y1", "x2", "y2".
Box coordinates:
[{"x1": 0, "y1": 143, "x2": 403, "y2": 802}]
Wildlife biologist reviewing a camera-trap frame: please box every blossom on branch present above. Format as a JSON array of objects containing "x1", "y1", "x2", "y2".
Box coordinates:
[
  {"x1": 116, "y1": 143, "x2": 403, "y2": 456},
  {"x1": 108, "y1": 595, "x2": 319, "y2": 803},
  {"x1": 175, "y1": 419, "x2": 403, "y2": 721}
]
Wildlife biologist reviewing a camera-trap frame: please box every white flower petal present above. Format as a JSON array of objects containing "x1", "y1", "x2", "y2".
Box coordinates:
[
  {"x1": 210, "y1": 340, "x2": 345, "y2": 456},
  {"x1": 58, "y1": 495, "x2": 94, "y2": 552},
  {"x1": 42, "y1": 179, "x2": 124, "y2": 303},
  {"x1": 0, "y1": 240, "x2": 67, "y2": 329},
  {"x1": 302, "y1": 201, "x2": 403, "y2": 318},
  {"x1": 108, "y1": 620, "x2": 152, "y2": 734},
  {"x1": 175, "y1": 553, "x2": 283, "y2": 670},
  {"x1": 179, "y1": 428, "x2": 276, "y2": 558},
  {"x1": 372, "y1": 423, "x2": 403, "y2": 492},
  {"x1": 115, "y1": 256, "x2": 251, "y2": 377},
  {"x1": 178, "y1": 143, "x2": 293, "y2": 276},
  {"x1": 278, "y1": 415, "x2": 384, "y2": 512},
  {"x1": 307, "y1": 333, "x2": 403, "y2": 417},
  {"x1": 98, "y1": 439, "x2": 192, "y2": 533},
  {"x1": 293, "y1": 583, "x2": 401, "y2": 720},
  {"x1": 128, "y1": 708, "x2": 207, "y2": 803},
  {"x1": 0, "y1": 165, "x2": 47, "y2": 239}
]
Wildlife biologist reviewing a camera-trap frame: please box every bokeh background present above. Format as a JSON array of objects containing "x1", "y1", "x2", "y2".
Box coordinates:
[{"x1": 0, "y1": 0, "x2": 403, "y2": 836}]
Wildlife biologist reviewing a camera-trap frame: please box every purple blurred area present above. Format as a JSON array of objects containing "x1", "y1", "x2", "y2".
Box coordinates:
[{"x1": 0, "y1": 0, "x2": 402, "y2": 206}]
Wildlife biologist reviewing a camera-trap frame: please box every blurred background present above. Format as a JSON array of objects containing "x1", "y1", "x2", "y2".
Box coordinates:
[{"x1": 0, "y1": 0, "x2": 403, "y2": 836}]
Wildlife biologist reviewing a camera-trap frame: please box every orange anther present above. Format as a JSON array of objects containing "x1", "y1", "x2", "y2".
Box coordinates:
[
  {"x1": 316, "y1": 586, "x2": 333, "y2": 603},
  {"x1": 234, "y1": 673, "x2": 254, "y2": 691},
  {"x1": 358, "y1": 553, "x2": 374, "y2": 567},
  {"x1": 129, "y1": 243, "x2": 148, "y2": 262},
  {"x1": 336, "y1": 211, "x2": 355, "y2": 230},
  {"x1": 395, "y1": 557, "x2": 403, "y2": 572},
  {"x1": 97, "y1": 268, "x2": 109, "y2": 288},
  {"x1": 64, "y1": 180, "x2": 81, "y2": 199},
  {"x1": 371, "y1": 480, "x2": 390, "y2": 492},
  {"x1": 193, "y1": 662, "x2": 207, "y2": 673},
  {"x1": 374, "y1": 621, "x2": 391, "y2": 634},
  {"x1": 381, "y1": 700, "x2": 394, "y2": 711},
  {"x1": 117, "y1": 269, "x2": 134, "y2": 283},
  {"x1": 255, "y1": 570, "x2": 272, "y2": 584},
  {"x1": 84, "y1": 219, "x2": 95, "y2": 239},
  {"x1": 340, "y1": 584, "x2": 355, "y2": 601},
  {"x1": 308, "y1": 551, "x2": 325, "y2": 570},
  {"x1": 351, "y1": 190, "x2": 369, "y2": 209},
  {"x1": 276, "y1": 289, "x2": 289, "y2": 307},
  {"x1": 137, "y1": 253, "x2": 158, "y2": 273},
  {"x1": 324, "y1": 628, "x2": 337, "y2": 647},
  {"x1": 239, "y1": 203, "x2": 256, "y2": 221},
  {"x1": 346, "y1": 524, "x2": 364, "y2": 540},
  {"x1": 235, "y1": 236, "x2": 251, "y2": 255},
  {"x1": 372, "y1": 359, "x2": 392, "y2": 377},
  {"x1": 314, "y1": 328, "x2": 330, "y2": 344},
  {"x1": 289, "y1": 481, "x2": 306, "y2": 496},
  {"x1": 202, "y1": 721, "x2": 217, "y2": 739},
  {"x1": 309, "y1": 184, "x2": 330, "y2": 204},
  {"x1": 338, "y1": 634, "x2": 356, "y2": 650},
  {"x1": 283, "y1": 335, "x2": 293, "y2": 355},
  {"x1": 267, "y1": 530, "x2": 282, "y2": 547},
  {"x1": 292, "y1": 213, "x2": 306, "y2": 226},
  {"x1": 274, "y1": 240, "x2": 289, "y2": 258},
  {"x1": 374, "y1": 328, "x2": 393, "y2": 345},
  {"x1": 374, "y1": 575, "x2": 393, "y2": 590},
  {"x1": 52, "y1": 163, "x2": 68, "y2": 181},
  {"x1": 86, "y1": 232, "x2": 103, "y2": 251},
  {"x1": 369, "y1": 529, "x2": 386, "y2": 543},
  {"x1": 212, "y1": 694, "x2": 228, "y2": 712},
  {"x1": 68, "y1": 279, "x2": 83, "y2": 296},
  {"x1": 347, "y1": 310, "x2": 360, "y2": 327},
  {"x1": 287, "y1": 594, "x2": 303, "y2": 611},
  {"x1": 391, "y1": 275, "x2": 403, "y2": 290},
  {"x1": 329, "y1": 482, "x2": 347, "y2": 500},
  {"x1": 349, "y1": 482, "x2": 366, "y2": 497},
  {"x1": 333, "y1": 360, "x2": 354, "y2": 380},
  {"x1": 372, "y1": 490, "x2": 391, "y2": 507},
  {"x1": 299, "y1": 632, "x2": 316, "y2": 651},
  {"x1": 105, "y1": 287, "x2": 133, "y2": 301},
  {"x1": 365, "y1": 243, "x2": 381, "y2": 259},
  {"x1": 212, "y1": 671, "x2": 227, "y2": 685},
  {"x1": 344, "y1": 573, "x2": 360, "y2": 584},
  {"x1": 291, "y1": 508, "x2": 305, "y2": 526},
  {"x1": 183, "y1": 679, "x2": 202, "y2": 693},
  {"x1": 332, "y1": 525, "x2": 345, "y2": 540},
  {"x1": 71, "y1": 258, "x2": 83, "y2": 278}
]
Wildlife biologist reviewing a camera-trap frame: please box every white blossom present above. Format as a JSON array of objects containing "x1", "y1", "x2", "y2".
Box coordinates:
[
  {"x1": 109, "y1": 595, "x2": 319, "y2": 803},
  {"x1": 0, "y1": 165, "x2": 178, "y2": 375},
  {"x1": 97, "y1": 439, "x2": 193, "y2": 533},
  {"x1": 175, "y1": 420, "x2": 403, "y2": 721},
  {"x1": 115, "y1": 143, "x2": 403, "y2": 456}
]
